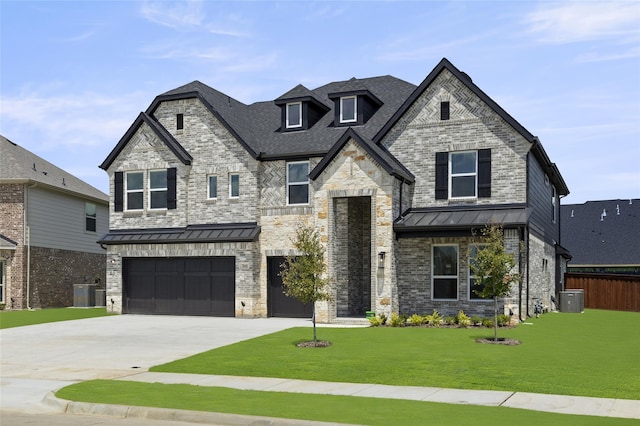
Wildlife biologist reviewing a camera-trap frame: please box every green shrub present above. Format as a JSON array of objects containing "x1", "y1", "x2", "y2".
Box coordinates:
[
  {"x1": 481, "y1": 318, "x2": 494, "y2": 328},
  {"x1": 389, "y1": 313, "x2": 405, "y2": 327},
  {"x1": 444, "y1": 316, "x2": 456, "y2": 326},
  {"x1": 456, "y1": 310, "x2": 471, "y2": 327},
  {"x1": 407, "y1": 314, "x2": 425, "y2": 326},
  {"x1": 497, "y1": 314, "x2": 511, "y2": 327},
  {"x1": 378, "y1": 313, "x2": 387, "y2": 325},
  {"x1": 368, "y1": 316, "x2": 382, "y2": 327},
  {"x1": 425, "y1": 310, "x2": 442, "y2": 327},
  {"x1": 470, "y1": 316, "x2": 482, "y2": 326}
]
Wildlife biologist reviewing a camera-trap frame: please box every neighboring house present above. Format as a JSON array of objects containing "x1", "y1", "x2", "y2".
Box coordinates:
[
  {"x1": 561, "y1": 199, "x2": 640, "y2": 275},
  {"x1": 0, "y1": 136, "x2": 109, "y2": 309},
  {"x1": 99, "y1": 58, "x2": 569, "y2": 322}
]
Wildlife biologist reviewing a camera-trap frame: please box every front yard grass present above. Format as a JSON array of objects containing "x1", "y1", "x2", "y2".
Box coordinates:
[
  {"x1": 56, "y1": 380, "x2": 638, "y2": 426},
  {"x1": 0, "y1": 307, "x2": 110, "y2": 329},
  {"x1": 152, "y1": 309, "x2": 640, "y2": 400}
]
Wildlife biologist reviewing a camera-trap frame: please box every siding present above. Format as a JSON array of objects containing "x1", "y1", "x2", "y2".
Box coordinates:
[
  {"x1": 527, "y1": 154, "x2": 559, "y2": 244},
  {"x1": 27, "y1": 186, "x2": 108, "y2": 254}
]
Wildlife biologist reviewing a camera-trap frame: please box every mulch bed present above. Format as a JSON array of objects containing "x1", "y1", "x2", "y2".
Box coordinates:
[
  {"x1": 475, "y1": 337, "x2": 521, "y2": 345},
  {"x1": 296, "y1": 340, "x2": 333, "y2": 348}
]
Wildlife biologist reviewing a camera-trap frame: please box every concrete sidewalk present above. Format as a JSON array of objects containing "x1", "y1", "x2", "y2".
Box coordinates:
[{"x1": 44, "y1": 371, "x2": 640, "y2": 421}]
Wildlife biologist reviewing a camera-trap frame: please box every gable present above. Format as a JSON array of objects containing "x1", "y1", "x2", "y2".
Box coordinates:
[{"x1": 100, "y1": 112, "x2": 192, "y2": 171}]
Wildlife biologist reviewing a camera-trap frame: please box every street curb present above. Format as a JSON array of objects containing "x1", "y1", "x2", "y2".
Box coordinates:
[{"x1": 43, "y1": 392, "x2": 354, "y2": 425}]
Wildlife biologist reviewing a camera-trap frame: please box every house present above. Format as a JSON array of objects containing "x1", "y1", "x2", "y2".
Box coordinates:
[
  {"x1": 98, "y1": 58, "x2": 569, "y2": 321},
  {"x1": 0, "y1": 136, "x2": 109, "y2": 309},
  {"x1": 561, "y1": 199, "x2": 640, "y2": 275}
]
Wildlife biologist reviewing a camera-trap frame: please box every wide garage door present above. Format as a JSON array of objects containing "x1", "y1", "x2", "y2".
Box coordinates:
[
  {"x1": 267, "y1": 256, "x2": 312, "y2": 318},
  {"x1": 123, "y1": 257, "x2": 235, "y2": 316}
]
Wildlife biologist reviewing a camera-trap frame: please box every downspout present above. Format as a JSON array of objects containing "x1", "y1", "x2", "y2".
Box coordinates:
[
  {"x1": 518, "y1": 226, "x2": 526, "y2": 322},
  {"x1": 525, "y1": 226, "x2": 530, "y2": 318}
]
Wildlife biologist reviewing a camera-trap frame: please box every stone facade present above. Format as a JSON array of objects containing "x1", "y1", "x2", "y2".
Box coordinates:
[
  {"x1": 101, "y1": 61, "x2": 566, "y2": 322},
  {"x1": 0, "y1": 184, "x2": 26, "y2": 309}
]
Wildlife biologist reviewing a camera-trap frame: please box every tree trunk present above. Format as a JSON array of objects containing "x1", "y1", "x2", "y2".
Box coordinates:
[
  {"x1": 493, "y1": 296, "x2": 498, "y2": 342},
  {"x1": 312, "y1": 304, "x2": 317, "y2": 343}
]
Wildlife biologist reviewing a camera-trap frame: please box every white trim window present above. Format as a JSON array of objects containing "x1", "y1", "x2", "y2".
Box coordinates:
[
  {"x1": 125, "y1": 171, "x2": 144, "y2": 211},
  {"x1": 287, "y1": 161, "x2": 310, "y2": 205},
  {"x1": 469, "y1": 244, "x2": 490, "y2": 301},
  {"x1": 449, "y1": 151, "x2": 477, "y2": 198},
  {"x1": 149, "y1": 170, "x2": 168, "y2": 209},
  {"x1": 286, "y1": 102, "x2": 302, "y2": 129},
  {"x1": 432, "y1": 244, "x2": 459, "y2": 300},
  {"x1": 85, "y1": 202, "x2": 96, "y2": 232},
  {"x1": 207, "y1": 175, "x2": 218, "y2": 200},
  {"x1": 340, "y1": 96, "x2": 357, "y2": 123},
  {"x1": 229, "y1": 173, "x2": 240, "y2": 198}
]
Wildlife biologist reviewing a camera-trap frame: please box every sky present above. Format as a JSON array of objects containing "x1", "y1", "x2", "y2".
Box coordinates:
[{"x1": 1, "y1": 1, "x2": 639, "y2": 205}]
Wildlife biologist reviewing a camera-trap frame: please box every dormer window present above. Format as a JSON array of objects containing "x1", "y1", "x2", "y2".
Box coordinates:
[
  {"x1": 286, "y1": 102, "x2": 302, "y2": 129},
  {"x1": 340, "y1": 96, "x2": 357, "y2": 123}
]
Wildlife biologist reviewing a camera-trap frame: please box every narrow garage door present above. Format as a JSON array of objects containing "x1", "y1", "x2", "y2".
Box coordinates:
[
  {"x1": 123, "y1": 257, "x2": 235, "y2": 316},
  {"x1": 267, "y1": 256, "x2": 312, "y2": 318}
]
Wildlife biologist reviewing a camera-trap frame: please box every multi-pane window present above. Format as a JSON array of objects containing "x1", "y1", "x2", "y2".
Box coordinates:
[
  {"x1": 229, "y1": 174, "x2": 240, "y2": 198},
  {"x1": 287, "y1": 161, "x2": 310, "y2": 205},
  {"x1": 125, "y1": 171, "x2": 144, "y2": 210},
  {"x1": 450, "y1": 151, "x2": 477, "y2": 198},
  {"x1": 432, "y1": 245, "x2": 458, "y2": 300},
  {"x1": 207, "y1": 175, "x2": 218, "y2": 199},
  {"x1": 340, "y1": 96, "x2": 357, "y2": 123},
  {"x1": 469, "y1": 245, "x2": 490, "y2": 300},
  {"x1": 85, "y1": 202, "x2": 96, "y2": 232},
  {"x1": 149, "y1": 170, "x2": 168, "y2": 209},
  {"x1": 286, "y1": 102, "x2": 302, "y2": 128}
]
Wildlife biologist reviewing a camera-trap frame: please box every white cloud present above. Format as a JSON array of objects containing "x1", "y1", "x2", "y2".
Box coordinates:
[
  {"x1": 525, "y1": 2, "x2": 640, "y2": 44},
  {"x1": 576, "y1": 46, "x2": 640, "y2": 62},
  {"x1": 140, "y1": 0, "x2": 204, "y2": 29}
]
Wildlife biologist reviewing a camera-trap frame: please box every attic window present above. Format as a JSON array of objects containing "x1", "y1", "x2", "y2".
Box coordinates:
[
  {"x1": 440, "y1": 102, "x2": 450, "y2": 120},
  {"x1": 176, "y1": 114, "x2": 184, "y2": 130},
  {"x1": 340, "y1": 96, "x2": 357, "y2": 123},
  {"x1": 286, "y1": 102, "x2": 302, "y2": 129}
]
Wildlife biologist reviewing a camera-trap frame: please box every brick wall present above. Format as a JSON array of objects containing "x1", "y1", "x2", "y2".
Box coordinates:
[
  {"x1": 29, "y1": 246, "x2": 106, "y2": 308},
  {"x1": 0, "y1": 184, "x2": 26, "y2": 309}
]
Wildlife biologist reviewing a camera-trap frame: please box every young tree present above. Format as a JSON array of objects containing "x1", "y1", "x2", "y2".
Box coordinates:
[
  {"x1": 470, "y1": 224, "x2": 520, "y2": 342},
  {"x1": 279, "y1": 225, "x2": 332, "y2": 344}
]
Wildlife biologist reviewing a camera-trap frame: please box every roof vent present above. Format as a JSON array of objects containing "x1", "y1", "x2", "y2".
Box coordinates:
[
  {"x1": 616, "y1": 204, "x2": 620, "y2": 215},
  {"x1": 600, "y1": 209, "x2": 607, "y2": 221},
  {"x1": 62, "y1": 178, "x2": 66, "y2": 186},
  {"x1": 630, "y1": 199, "x2": 633, "y2": 205},
  {"x1": 571, "y1": 209, "x2": 574, "y2": 218},
  {"x1": 32, "y1": 163, "x2": 37, "y2": 171}
]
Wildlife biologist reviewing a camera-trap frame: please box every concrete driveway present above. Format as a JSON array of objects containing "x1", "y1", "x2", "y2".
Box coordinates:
[{"x1": 0, "y1": 314, "x2": 309, "y2": 413}]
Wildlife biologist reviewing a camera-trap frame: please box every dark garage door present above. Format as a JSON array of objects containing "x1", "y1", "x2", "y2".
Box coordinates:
[
  {"x1": 123, "y1": 257, "x2": 235, "y2": 316},
  {"x1": 267, "y1": 257, "x2": 312, "y2": 318}
]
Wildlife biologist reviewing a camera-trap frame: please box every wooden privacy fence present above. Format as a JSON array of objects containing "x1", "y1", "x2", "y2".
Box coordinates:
[{"x1": 565, "y1": 273, "x2": 640, "y2": 312}]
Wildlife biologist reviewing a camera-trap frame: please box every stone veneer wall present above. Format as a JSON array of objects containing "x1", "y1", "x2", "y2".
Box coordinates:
[
  {"x1": 396, "y1": 230, "x2": 522, "y2": 318},
  {"x1": 0, "y1": 184, "x2": 26, "y2": 309},
  {"x1": 380, "y1": 68, "x2": 530, "y2": 208},
  {"x1": 29, "y1": 246, "x2": 106, "y2": 308},
  {"x1": 106, "y1": 241, "x2": 259, "y2": 316},
  {"x1": 527, "y1": 233, "x2": 556, "y2": 314}
]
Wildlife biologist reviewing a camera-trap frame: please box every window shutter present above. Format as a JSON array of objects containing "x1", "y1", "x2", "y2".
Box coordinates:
[
  {"x1": 478, "y1": 149, "x2": 491, "y2": 198},
  {"x1": 435, "y1": 152, "x2": 449, "y2": 199},
  {"x1": 167, "y1": 168, "x2": 177, "y2": 209},
  {"x1": 114, "y1": 172, "x2": 124, "y2": 212}
]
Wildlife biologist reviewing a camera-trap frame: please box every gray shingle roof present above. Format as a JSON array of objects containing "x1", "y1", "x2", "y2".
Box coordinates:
[
  {"x1": 1, "y1": 135, "x2": 108, "y2": 203},
  {"x1": 149, "y1": 75, "x2": 416, "y2": 160},
  {"x1": 561, "y1": 199, "x2": 640, "y2": 266}
]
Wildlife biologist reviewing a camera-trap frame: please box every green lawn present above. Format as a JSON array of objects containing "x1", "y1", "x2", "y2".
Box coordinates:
[
  {"x1": 152, "y1": 309, "x2": 640, "y2": 399},
  {"x1": 0, "y1": 307, "x2": 110, "y2": 329},
  {"x1": 56, "y1": 380, "x2": 637, "y2": 426}
]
